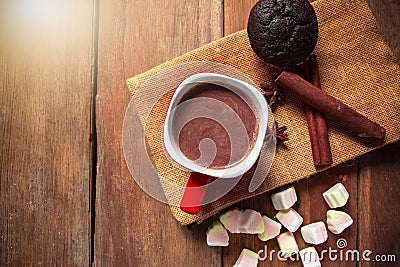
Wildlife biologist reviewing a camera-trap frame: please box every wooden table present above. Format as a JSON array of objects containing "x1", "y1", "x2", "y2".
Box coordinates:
[{"x1": 1, "y1": 0, "x2": 399, "y2": 266}]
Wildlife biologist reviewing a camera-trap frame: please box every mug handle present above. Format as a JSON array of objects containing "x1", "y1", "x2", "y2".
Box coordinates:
[{"x1": 180, "y1": 172, "x2": 213, "y2": 215}]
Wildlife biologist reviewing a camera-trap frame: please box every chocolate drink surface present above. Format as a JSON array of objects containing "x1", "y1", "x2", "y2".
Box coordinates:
[{"x1": 172, "y1": 83, "x2": 258, "y2": 169}]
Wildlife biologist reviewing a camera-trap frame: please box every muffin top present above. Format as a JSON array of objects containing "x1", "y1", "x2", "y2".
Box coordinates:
[{"x1": 247, "y1": 0, "x2": 318, "y2": 68}]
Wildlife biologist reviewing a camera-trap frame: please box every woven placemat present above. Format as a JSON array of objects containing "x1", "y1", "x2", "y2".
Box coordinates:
[{"x1": 126, "y1": 0, "x2": 400, "y2": 225}]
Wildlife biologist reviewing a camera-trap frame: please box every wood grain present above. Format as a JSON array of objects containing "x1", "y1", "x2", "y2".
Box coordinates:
[
  {"x1": 97, "y1": 0, "x2": 400, "y2": 264},
  {"x1": 366, "y1": 0, "x2": 400, "y2": 63},
  {"x1": 0, "y1": 1, "x2": 93, "y2": 265},
  {"x1": 358, "y1": 142, "x2": 400, "y2": 266},
  {"x1": 0, "y1": 0, "x2": 399, "y2": 266},
  {"x1": 94, "y1": 0, "x2": 223, "y2": 265},
  {"x1": 224, "y1": 0, "x2": 259, "y2": 35}
]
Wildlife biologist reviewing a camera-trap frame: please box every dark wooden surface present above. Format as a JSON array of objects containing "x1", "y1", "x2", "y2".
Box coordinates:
[{"x1": 1, "y1": 0, "x2": 399, "y2": 266}]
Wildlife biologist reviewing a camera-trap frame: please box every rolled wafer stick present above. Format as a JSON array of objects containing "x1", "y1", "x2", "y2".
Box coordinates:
[
  {"x1": 309, "y1": 55, "x2": 333, "y2": 166},
  {"x1": 275, "y1": 71, "x2": 386, "y2": 139},
  {"x1": 299, "y1": 61, "x2": 322, "y2": 166}
]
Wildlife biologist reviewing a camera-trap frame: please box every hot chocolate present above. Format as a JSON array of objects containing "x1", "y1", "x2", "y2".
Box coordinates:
[{"x1": 171, "y1": 82, "x2": 258, "y2": 169}]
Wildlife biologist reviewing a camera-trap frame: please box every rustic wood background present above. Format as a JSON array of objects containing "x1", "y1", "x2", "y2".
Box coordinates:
[{"x1": 1, "y1": 0, "x2": 399, "y2": 266}]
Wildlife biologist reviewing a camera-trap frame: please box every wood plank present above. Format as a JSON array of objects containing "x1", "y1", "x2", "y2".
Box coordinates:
[
  {"x1": 94, "y1": 0, "x2": 223, "y2": 265},
  {"x1": 294, "y1": 161, "x2": 358, "y2": 267},
  {"x1": 222, "y1": 1, "x2": 359, "y2": 266},
  {"x1": 224, "y1": 0, "x2": 259, "y2": 35},
  {"x1": 0, "y1": 1, "x2": 93, "y2": 265},
  {"x1": 366, "y1": 0, "x2": 400, "y2": 63},
  {"x1": 358, "y1": 142, "x2": 400, "y2": 266}
]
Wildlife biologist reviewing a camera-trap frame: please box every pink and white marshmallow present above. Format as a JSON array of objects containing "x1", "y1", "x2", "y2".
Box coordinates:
[
  {"x1": 271, "y1": 186, "x2": 297, "y2": 210},
  {"x1": 300, "y1": 247, "x2": 321, "y2": 267},
  {"x1": 300, "y1": 221, "x2": 328, "y2": 245},
  {"x1": 323, "y1": 183, "x2": 349, "y2": 208},
  {"x1": 206, "y1": 220, "x2": 229, "y2": 247},
  {"x1": 219, "y1": 208, "x2": 264, "y2": 234},
  {"x1": 327, "y1": 210, "x2": 353, "y2": 234},
  {"x1": 238, "y1": 209, "x2": 264, "y2": 234},
  {"x1": 276, "y1": 208, "x2": 303, "y2": 232},
  {"x1": 233, "y1": 248, "x2": 259, "y2": 267},
  {"x1": 219, "y1": 208, "x2": 243, "y2": 233},
  {"x1": 276, "y1": 231, "x2": 299, "y2": 258},
  {"x1": 258, "y1": 215, "x2": 282, "y2": 241}
]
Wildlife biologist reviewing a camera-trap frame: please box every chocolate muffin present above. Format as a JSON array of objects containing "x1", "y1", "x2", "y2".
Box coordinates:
[{"x1": 247, "y1": 0, "x2": 318, "y2": 68}]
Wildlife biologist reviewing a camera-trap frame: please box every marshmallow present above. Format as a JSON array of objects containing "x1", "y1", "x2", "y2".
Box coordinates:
[
  {"x1": 323, "y1": 183, "x2": 349, "y2": 208},
  {"x1": 238, "y1": 209, "x2": 264, "y2": 234},
  {"x1": 276, "y1": 232, "x2": 299, "y2": 258},
  {"x1": 301, "y1": 222, "x2": 328, "y2": 245},
  {"x1": 276, "y1": 208, "x2": 303, "y2": 232},
  {"x1": 327, "y1": 210, "x2": 353, "y2": 234},
  {"x1": 219, "y1": 208, "x2": 243, "y2": 233},
  {"x1": 233, "y1": 248, "x2": 259, "y2": 267},
  {"x1": 258, "y1": 215, "x2": 282, "y2": 241},
  {"x1": 271, "y1": 186, "x2": 298, "y2": 210},
  {"x1": 206, "y1": 220, "x2": 229, "y2": 247},
  {"x1": 300, "y1": 247, "x2": 321, "y2": 267}
]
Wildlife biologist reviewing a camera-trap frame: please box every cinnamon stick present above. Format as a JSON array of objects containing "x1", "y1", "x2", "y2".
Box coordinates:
[
  {"x1": 309, "y1": 55, "x2": 333, "y2": 166},
  {"x1": 299, "y1": 61, "x2": 322, "y2": 166},
  {"x1": 275, "y1": 71, "x2": 386, "y2": 139}
]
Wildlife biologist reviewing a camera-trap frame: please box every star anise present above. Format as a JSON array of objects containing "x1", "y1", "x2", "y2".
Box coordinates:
[
  {"x1": 187, "y1": 222, "x2": 197, "y2": 230},
  {"x1": 274, "y1": 121, "x2": 289, "y2": 142},
  {"x1": 261, "y1": 81, "x2": 285, "y2": 111}
]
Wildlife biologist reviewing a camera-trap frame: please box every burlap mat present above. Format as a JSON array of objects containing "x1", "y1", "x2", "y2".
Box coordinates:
[{"x1": 126, "y1": 0, "x2": 400, "y2": 225}]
